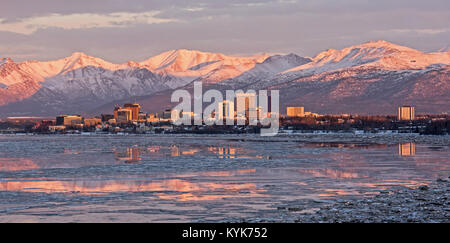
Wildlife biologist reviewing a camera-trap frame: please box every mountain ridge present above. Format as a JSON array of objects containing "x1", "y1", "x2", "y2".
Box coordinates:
[{"x1": 1, "y1": 40, "x2": 449, "y2": 116}]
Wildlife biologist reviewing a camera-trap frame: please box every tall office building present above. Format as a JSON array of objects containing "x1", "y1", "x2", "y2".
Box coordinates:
[
  {"x1": 113, "y1": 106, "x2": 121, "y2": 120},
  {"x1": 113, "y1": 104, "x2": 141, "y2": 122},
  {"x1": 286, "y1": 107, "x2": 305, "y2": 117},
  {"x1": 258, "y1": 94, "x2": 272, "y2": 118},
  {"x1": 218, "y1": 100, "x2": 234, "y2": 120},
  {"x1": 236, "y1": 93, "x2": 257, "y2": 122},
  {"x1": 124, "y1": 103, "x2": 141, "y2": 121},
  {"x1": 116, "y1": 109, "x2": 132, "y2": 123},
  {"x1": 398, "y1": 106, "x2": 415, "y2": 121}
]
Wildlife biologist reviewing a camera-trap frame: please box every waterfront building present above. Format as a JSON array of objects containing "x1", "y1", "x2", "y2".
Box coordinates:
[
  {"x1": 398, "y1": 106, "x2": 415, "y2": 121},
  {"x1": 84, "y1": 118, "x2": 102, "y2": 126},
  {"x1": 116, "y1": 109, "x2": 132, "y2": 123},
  {"x1": 48, "y1": 125, "x2": 66, "y2": 132},
  {"x1": 162, "y1": 109, "x2": 172, "y2": 120},
  {"x1": 236, "y1": 93, "x2": 257, "y2": 122},
  {"x1": 56, "y1": 115, "x2": 83, "y2": 126},
  {"x1": 101, "y1": 114, "x2": 114, "y2": 122},
  {"x1": 146, "y1": 113, "x2": 159, "y2": 123},
  {"x1": 218, "y1": 100, "x2": 235, "y2": 120},
  {"x1": 124, "y1": 103, "x2": 141, "y2": 121},
  {"x1": 113, "y1": 103, "x2": 141, "y2": 122},
  {"x1": 286, "y1": 107, "x2": 305, "y2": 117}
]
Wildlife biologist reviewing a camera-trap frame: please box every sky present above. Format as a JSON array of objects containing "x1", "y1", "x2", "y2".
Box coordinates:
[{"x1": 0, "y1": 0, "x2": 449, "y2": 63}]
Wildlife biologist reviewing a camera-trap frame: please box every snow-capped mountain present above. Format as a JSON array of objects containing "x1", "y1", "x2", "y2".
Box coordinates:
[
  {"x1": 0, "y1": 50, "x2": 271, "y2": 116},
  {"x1": 139, "y1": 49, "x2": 270, "y2": 87},
  {"x1": 230, "y1": 40, "x2": 450, "y2": 89},
  {"x1": 438, "y1": 45, "x2": 450, "y2": 52},
  {"x1": 1, "y1": 40, "x2": 449, "y2": 116}
]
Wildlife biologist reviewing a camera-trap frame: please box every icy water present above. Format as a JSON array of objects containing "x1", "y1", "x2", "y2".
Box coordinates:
[{"x1": 0, "y1": 134, "x2": 448, "y2": 222}]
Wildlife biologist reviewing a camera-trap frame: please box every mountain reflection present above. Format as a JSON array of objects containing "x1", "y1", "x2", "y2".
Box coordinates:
[
  {"x1": 0, "y1": 158, "x2": 39, "y2": 171},
  {"x1": 0, "y1": 168, "x2": 264, "y2": 201}
]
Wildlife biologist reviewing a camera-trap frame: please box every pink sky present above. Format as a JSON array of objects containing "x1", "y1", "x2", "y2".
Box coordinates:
[{"x1": 1, "y1": 0, "x2": 449, "y2": 62}]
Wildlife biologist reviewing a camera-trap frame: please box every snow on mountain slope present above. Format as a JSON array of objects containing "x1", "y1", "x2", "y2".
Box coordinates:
[
  {"x1": 283, "y1": 40, "x2": 450, "y2": 75},
  {"x1": 1, "y1": 41, "x2": 449, "y2": 116},
  {"x1": 0, "y1": 58, "x2": 12, "y2": 66},
  {"x1": 218, "y1": 53, "x2": 312, "y2": 88},
  {"x1": 140, "y1": 49, "x2": 270, "y2": 87},
  {"x1": 0, "y1": 52, "x2": 121, "y2": 87},
  {"x1": 141, "y1": 49, "x2": 268, "y2": 72},
  {"x1": 0, "y1": 49, "x2": 271, "y2": 115},
  {"x1": 438, "y1": 45, "x2": 450, "y2": 52}
]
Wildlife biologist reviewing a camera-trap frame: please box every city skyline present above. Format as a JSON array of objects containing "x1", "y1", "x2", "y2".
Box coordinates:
[{"x1": 1, "y1": 0, "x2": 449, "y2": 226}]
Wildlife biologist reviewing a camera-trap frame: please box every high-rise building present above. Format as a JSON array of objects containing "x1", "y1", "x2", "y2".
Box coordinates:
[
  {"x1": 218, "y1": 100, "x2": 234, "y2": 120},
  {"x1": 113, "y1": 104, "x2": 141, "y2": 122},
  {"x1": 124, "y1": 103, "x2": 141, "y2": 121},
  {"x1": 258, "y1": 94, "x2": 272, "y2": 113},
  {"x1": 236, "y1": 93, "x2": 257, "y2": 122},
  {"x1": 398, "y1": 106, "x2": 415, "y2": 121},
  {"x1": 116, "y1": 109, "x2": 132, "y2": 123},
  {"x1": 113, "y1": 106, "x2": 121, "y2": 120},
  {"x1": 286, "y1": 107, "x2": 305, "y2": 117}
]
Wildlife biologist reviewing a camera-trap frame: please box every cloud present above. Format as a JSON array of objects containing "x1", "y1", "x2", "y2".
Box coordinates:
[
  {"x1": 389, "y1": 28, "x2": 449, "y2": 35},
  {"x1": 0, "y1": 11, "x2": 179, "y2": 35},
  {"x1": 0, "y1": 0, "x2": 448, "y2": 62}
]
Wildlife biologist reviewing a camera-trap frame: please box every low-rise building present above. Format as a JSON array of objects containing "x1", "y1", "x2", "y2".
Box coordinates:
[
  {"x1": 56, "y1": 115, "x2": 83, "y2": 126},
  {"x1": 49, "y1": 125, "x2": 66, "y2": 133},
  {"x1": 287, "y1": 107, "x2": 305, "y2": 117},
  {"x1": 84, "y1": 118, "x2": 102, "y2": 126}
]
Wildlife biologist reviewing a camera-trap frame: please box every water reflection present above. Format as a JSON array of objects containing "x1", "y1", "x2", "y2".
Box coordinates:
[
  {"x1": 210, "y1": 146, "x2": 237, "y2": 159},
  {"x1": 0, "y1": 168, "x2": 264, "y2": 201},
  {"x1": 0, "y1": 137, "x2": 448, "y2": 209},
  {"x1": 399, "y1": 143, "x2": 416, "y2": 156},
  {"x1": 299, "y1": 168, "x2": 362, "y2": 179},
  {"x1": 0, "y1": 158, "x2": 39, "y2": 171},
  {"x1": 300, "y1": 142, "x2": 387, "y2": 149},
  {"x1": 114, "y1": 148, "x2": 141, "y2": 163},
  {"x1": 111, "y1": 145, "x2": 264, "y2": 163}
]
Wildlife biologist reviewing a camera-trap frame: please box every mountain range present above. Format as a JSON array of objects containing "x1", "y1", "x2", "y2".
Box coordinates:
[{"x1": 0, "y1": 40, "x2": 449, "y2": 117}]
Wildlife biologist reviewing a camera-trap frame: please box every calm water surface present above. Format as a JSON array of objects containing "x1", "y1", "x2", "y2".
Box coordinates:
[{"x1": 0, "y1": 134, "x2": 448, "y2": 222}]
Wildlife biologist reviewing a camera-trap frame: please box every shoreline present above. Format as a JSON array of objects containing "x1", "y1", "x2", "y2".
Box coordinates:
[{"x1": 239, "y1": 178, "x2": 450, "y2": 223}]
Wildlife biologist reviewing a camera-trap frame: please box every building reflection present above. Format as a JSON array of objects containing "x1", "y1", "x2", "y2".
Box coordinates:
[
  {"x1": 111, "y1": 144, "x2": 265, "y2": 161},
  {"x1": 114, "y1": 148, "x2": 141, "y2": 163},
  {"x1": 301, "y1": 142, "x2": 387, "y2": 149},
  {"x1": 398, "y1": 143, "x2": 416, "y2": 156},
  {"x1": 171, "y1": 145, "x2": 180, "y2": 157},
  {"x1": 209, "y1": 146, "x2": 236, "y2": 158}
]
